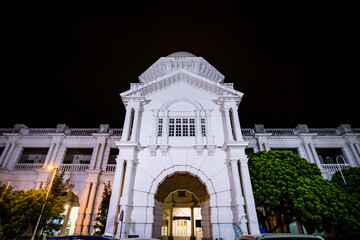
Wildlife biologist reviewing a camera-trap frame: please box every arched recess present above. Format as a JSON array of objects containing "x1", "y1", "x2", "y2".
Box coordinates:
[
  {"x1": 160, "y1": 98, "x2": 203, "y2": 112},
  {"x1": 152, "y1": 172, "x2": 212, "y2": 240}
]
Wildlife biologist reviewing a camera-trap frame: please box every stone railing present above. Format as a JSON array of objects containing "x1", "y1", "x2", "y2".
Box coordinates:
[
  {"x1": 309, "y1": 128, "x2": 338, "y2": 136},
  {"x1": 265, "y1": 128, "x2": 296, "y2": 136},
  {"x1": 66, "y1": 128, "x2": 100, "y2": 136},
  {"x1": 60, "y1": 164, "x2": 90, "y2": 172},
  {"x1": 321, "y1": 164, "x2": 349, "y2": 172},
  {"x1": 13, "y1": 163, "x2": 43, "y2": 171},
  {"x1": 241, "y1": 125, "x2": 359, "y2": 137},
  {"x1": 0, "y1": 125, "x2": 123, "y2": 136},
  {"x1": 106, "y1": 164, "x2": 116, "y2": 172}
]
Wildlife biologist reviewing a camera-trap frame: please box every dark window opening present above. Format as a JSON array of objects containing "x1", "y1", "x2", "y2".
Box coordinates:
[
  {"x1": 18, "y1": 148, "x2": 49, "y2": 164},
  {"x1": 178, "y1": 190, "x2": 186, "y2": 197},
  {"x1": 108, "y1": 148, "x2": 119, "y2": 164},
  {"x1": 63, "y1": 148, "x2": 93, "y2": 164},
  {"x1": 316, "y1": 148, "x2": 345, "y2": 164}
]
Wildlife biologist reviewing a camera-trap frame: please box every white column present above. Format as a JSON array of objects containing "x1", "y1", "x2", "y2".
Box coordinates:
[
  {"x1": 348, "y1": 144, "x2": 360, "y2": 167},
  {"x1": 105, "y1": 158, "x2": 126, "y2": 236},
  {"x1": 130, "y1": 108, "x2": 140, "y2": 141},
  {"x1": 168, "y1": 207, "x2": 173, "y2": 239},
  {"x1": 90, "y1": 143, "x2": 100, "y2": 169},
  {"x1": 1, "y1": 143, "x2": 15, "y2": 168},
  {"x1": 50, "y1": 143, "x2": 62, "y2": 166},
  {"x1": 205, "y1": 110, "x2": 213, "y2": 145},
  {"x1": 43, "y1": 143, "x2": 56, "y2": 168},
  {"x1": 297, "y1": 145, "x2": 308, "y2": 160},
  {"x1": 0, "y1": 143, "x2": 11, "y2": 167},
  {"x1": 231, "y1": 107, "x2": 243, "y2": 141},
  {"x1": 5, "y1": 144, "x2": 21, "y2": 170},
  {"x1": 75, "y1": 182, "x2": 92, "y2": 234},
  {"x1": 223, "y1": 107, "x2": 234, "y2": 141},
  {"x1": 354, "y1": 143, "x2": 360, "y2": 166},
  {"x1": 195, "y1": 110, "x2": 202, "y2": 144},
  {"x1": 161, "y1": 110, "x2": 169, "y2": 145},
  {"x1": 121, "y1": 107, "x2": 133, "y2": 141},
  {"x1": 239, "y1": 157, "x2": 260, "y2": 234},
  {"x1": 190, "y1": 206, "x2": 195, "y2": 239},
  {"x1": 117, "y1": 159, "x2": 135, "y2": 237},
  {"x1": 303, "y1": 143, "x2": 315, "y2": 163},
  {"x1": 95, "y1": 143, "x2": 105, "y2": 170},
  {"x1": 229, "y1": 159, "x2": 247, "y2": 233},
  {"x1": 82, "y1": 181, "x2": 99, "y2": 234},
  {"x1": 309, "y1": 143, "x2": 322, "y2": 168}
]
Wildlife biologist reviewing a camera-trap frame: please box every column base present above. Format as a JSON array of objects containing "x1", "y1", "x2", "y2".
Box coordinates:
[
  {"x1": 168, "y1": 236, "x2": 174, "y2": 240},
  {"x1": 190, "y1": 236, "x2": 196, "y2": 240}
]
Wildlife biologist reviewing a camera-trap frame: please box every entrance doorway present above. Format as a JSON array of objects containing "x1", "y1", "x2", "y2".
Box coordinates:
[
  {"x1": 153, "y1": 172, "x2": 210, "y2": 240},
  {"x1": 162, "y1": 190, "x2": 202, "y2": 239}
]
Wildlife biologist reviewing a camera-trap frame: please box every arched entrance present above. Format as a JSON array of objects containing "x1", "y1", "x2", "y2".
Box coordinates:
[{"x1": 153, "y1": 172, "x2": 211, "y2": 240}]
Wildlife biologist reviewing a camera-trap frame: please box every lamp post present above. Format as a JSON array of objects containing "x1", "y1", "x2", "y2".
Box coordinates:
[
  {"x1": 31, "y1": 165, "x2": 58, "y2": 240},
  {"x1": 335, "y1": 155, "x2": 348, "y2": 185}
]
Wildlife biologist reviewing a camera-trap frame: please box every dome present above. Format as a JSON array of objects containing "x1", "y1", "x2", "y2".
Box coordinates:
[{"x1": 166, "y1": 51, "x2": 196, "y2": 57}]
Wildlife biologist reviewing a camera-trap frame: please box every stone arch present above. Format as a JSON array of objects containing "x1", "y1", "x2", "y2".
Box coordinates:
[
  {"x1": 160, "y1": 98, "x2": 203, "y2": 112},
  {"x1": 151, "y1": 171, "x2": 213, "y2": 239}
]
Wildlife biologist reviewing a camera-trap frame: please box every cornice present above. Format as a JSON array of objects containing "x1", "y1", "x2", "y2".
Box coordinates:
[
  {"x1": 121, "y1": 71, "x2": 242, "y2": 106},
  {"x1": 138, "y1": 56, "x2": 225, "y2": 84}
]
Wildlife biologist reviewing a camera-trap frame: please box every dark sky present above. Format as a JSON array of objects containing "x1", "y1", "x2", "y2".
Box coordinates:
[{"x1": 2, "y1": 1, "x2": 358, "y2": 129}]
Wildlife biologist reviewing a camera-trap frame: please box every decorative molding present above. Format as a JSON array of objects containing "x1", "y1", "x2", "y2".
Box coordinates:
[
  {"x1": 138, "y1": 56, "x2": 225, "y2": 84},
  {"x1": 121, "y1": 71, "x2": 243, "y2": 106}
]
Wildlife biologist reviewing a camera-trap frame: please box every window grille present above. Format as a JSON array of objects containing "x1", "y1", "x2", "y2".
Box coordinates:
[
  {"x1": 168, "y1": 118, "x2": 197, "y2": 137},
  {"x1": 201, "y1": 118, "x2": 206, "y2": 136},
  {"x1": 158, "y1": 119, "x2": 163, "y2": 136}
]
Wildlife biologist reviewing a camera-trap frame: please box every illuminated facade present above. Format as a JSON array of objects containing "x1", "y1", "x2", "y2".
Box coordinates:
[{"x1": 0, "y1": 52, "x2": 359, "y2": 239}]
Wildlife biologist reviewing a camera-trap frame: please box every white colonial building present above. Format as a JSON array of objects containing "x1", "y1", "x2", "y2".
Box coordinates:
[{"x1": 0, "y1": 52, "x2": 359, "y2": 240}]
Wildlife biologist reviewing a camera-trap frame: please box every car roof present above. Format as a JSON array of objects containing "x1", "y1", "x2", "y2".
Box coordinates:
[
  {"x1": 238, "y1": 233, "x2": 324, "y2": 240},
  {"x1": 47, "y1": 235, "x2": 117, "y2": 240}
]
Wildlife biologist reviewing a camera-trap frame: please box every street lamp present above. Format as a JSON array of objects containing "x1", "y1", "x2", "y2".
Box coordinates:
[
  {"x1": 335, "y1": 155, "x2": 349, "y2": 185},
  {"x1": 31, "y1": 165, "x2": 58, "y2": 240}
]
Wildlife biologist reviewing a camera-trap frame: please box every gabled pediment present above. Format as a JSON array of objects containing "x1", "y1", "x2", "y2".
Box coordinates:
[
  {"x1": 138, "y1": 54, "x2": 225, "y2": 84},
  {"x1": 120, "y1": 70, "x2": 243, "y2": 106}
]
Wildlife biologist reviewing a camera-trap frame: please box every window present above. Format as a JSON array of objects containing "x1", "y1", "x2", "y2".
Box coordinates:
[
  {"x1": 201, "y1": 118, "x2": 206, "y2": 136},
  {"x1": 168, "y1": 118, "x2": 197, "y2": 137},
  {"x1": 18, "y1": 148, "x2": 49, "y2": 164},
  {"x1": 178, "y1": 190, "x2": 186, "y2": 197},
  {"x1": 158, "y1": 119, "x2": 163, "y2": 136},
  {"x1": 316, "y1": 148, "x2": 345, "y2": 164}
]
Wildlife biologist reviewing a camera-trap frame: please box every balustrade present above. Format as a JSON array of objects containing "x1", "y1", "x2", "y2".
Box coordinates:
[
  {"x1": 266, "y1": 128, "x2": 296, "y2": 135},
  {"x1": 13, "y1": 163, "x2": 43, "y2": 171},
  {"x1": 309, "y1": 128, "x2": 338, "y2": 136},
  {"x1": 241, "y1": 128, "x2": 254, "y2": 136},
  {"x1": 321, "y1": 164, "x2": 348, "y2": 172},
  {"x1": 60, "y1": 164, "x2": 90, "y2": 172},
  {"x1": 106, "y1": 164, "x2": 116, "y2": 172}
]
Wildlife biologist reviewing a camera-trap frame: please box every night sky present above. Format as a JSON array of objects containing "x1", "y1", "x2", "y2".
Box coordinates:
[{"x1": 2, "y1": 1, "x2": 358, "y2": 129}]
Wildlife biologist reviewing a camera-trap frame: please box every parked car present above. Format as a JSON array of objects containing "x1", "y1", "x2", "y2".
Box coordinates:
[
  {"x1": 238, "y1": 233, "x2": 324, "y2": 240},
  {"x1": 47, "y1": 235, "x2": 117, "y2": 240}
]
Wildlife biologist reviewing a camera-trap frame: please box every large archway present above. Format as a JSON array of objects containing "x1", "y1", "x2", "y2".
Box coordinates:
[{"x1": 153, "y1": 172, "x2": 211, "y2": 240}]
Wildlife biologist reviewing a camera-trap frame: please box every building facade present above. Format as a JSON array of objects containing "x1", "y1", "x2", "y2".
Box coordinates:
[{"x1": 0, "y1": 52, "x2": 359, "y2": 240}]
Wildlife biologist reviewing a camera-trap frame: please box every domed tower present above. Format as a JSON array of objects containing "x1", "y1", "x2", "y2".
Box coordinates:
[{"x1": 105, "y1": 52, "x2": 259, "y2": 239}]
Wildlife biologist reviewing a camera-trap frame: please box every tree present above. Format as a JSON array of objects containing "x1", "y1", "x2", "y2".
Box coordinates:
[
  {"x1": 0, "y1": 171, "x2": 69, "y2": 240},
  {"x1": 248, "y1": 150, "x2": 360, "y2": 238},
  {"x1": 94, "y1": 181, "x2": 112, "y2": 235},
  {"x1": 41, "y1": 170, "x2": 70, "y2": 238},
  {"x1": 331, "y1": 167, "x2": 360, "y2": 202}
]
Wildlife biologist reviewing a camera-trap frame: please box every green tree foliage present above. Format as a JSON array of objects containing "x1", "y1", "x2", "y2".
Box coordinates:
[
  {"x1": 94, "y1": 181, "x2": 112, "y2": 235},
  {"x1": 0, "y1": 170, "x2": 69, "y2": 240},
  {"x1": 331, "y1": 167, "x2": 360, "y2": 202},
  {"x1": 42, "y1": 170, "x2": 70, "y2": 238},
  {"x1": 248, "y1": 150, "x2": 360, "y2": 238}
]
